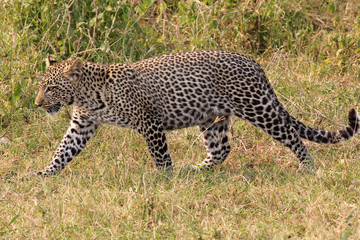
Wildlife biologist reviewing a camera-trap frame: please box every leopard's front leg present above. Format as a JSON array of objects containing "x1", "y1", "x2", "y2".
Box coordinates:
[
  {"x1": 138, "y1": 114, "x2": 173, "y2": 170},
  {"x1": 36, "y1": 116, "x2": 98, "y2": 177}
]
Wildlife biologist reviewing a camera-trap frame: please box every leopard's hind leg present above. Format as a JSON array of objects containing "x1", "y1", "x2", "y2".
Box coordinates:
[
  {"x1": 194, "y1": 117, "x2": 231, "y2": 170},
  {"x1": 235, "y1": 103, "x2": 315, "y2": 170}
]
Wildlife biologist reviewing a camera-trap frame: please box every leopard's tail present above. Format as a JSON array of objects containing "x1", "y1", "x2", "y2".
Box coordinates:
[{"x1": 290, "y1": 109, "x2": 360, "y2": 144}]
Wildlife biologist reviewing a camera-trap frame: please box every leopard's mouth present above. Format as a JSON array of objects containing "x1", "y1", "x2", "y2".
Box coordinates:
[{"x1": 45, "y1": 103, "x2": 62, "y2": 116}]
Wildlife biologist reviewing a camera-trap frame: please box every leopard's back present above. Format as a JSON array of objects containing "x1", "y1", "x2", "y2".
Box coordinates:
[{"x1": 128, "y1": 50, "x2": 270, "y2": 130}]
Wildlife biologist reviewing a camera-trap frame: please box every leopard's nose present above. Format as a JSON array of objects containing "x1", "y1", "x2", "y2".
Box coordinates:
[
  {"x1": 35, "y1": 90, "x2": 45, "y2": 107},
  {"x1": 35, "y1": 98, "x2": 44, "y2": 107}
]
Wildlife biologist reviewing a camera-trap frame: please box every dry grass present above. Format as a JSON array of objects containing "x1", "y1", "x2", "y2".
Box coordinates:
[{"x1": 2, "y1": 53, "x2": 360, "y2": 239}]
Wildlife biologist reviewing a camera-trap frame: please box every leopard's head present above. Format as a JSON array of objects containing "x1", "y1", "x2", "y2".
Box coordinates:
[{"x1": 35, "y1": 56, "x2": 83, "y2": 115}]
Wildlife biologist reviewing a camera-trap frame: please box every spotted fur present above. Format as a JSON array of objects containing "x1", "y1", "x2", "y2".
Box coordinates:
[{"x1": 34, "y1": 50, "x2": 359, "y2": 176}]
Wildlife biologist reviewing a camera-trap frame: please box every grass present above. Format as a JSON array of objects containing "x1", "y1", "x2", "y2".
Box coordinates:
[{"x1": 1, "y1": 0, "x2": 360, "y2": 239}]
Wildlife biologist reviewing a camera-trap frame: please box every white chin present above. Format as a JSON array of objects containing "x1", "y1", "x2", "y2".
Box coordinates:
[
  {"x1": 46, "y1": 111, "x2": 59, "y2": 116},
  {"x1": 46, "y1": 103, "x2": 62, "y2": 116}
]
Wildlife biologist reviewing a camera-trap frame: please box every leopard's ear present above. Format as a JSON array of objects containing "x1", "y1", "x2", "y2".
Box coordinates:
[
  {"x1": 64, "y1": 58, "x2": 83, "y2": 81},
  {"x1": 46, "y1": 56, "x2": 57, "y2": 68}
]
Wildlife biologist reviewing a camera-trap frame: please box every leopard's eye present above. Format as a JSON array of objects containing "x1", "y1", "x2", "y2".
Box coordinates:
[{"x1": 44, "y1": 86, "x2": 52, "y2": 94}]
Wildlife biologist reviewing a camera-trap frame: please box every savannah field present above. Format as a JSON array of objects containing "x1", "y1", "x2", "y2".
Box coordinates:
[{"x1": 1, "y1": 0, "x2": 360, "y2": 239}]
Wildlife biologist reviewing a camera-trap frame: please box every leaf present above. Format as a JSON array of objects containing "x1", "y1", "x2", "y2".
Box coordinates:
[
  {"x1": 145, "y1": 0, "x2": 153, "y2": 9},
  {"x1": 13, "y1": 83, "x2": 22, "y2": 97},
  {"x1": 212, "y1": 20, "x2": 218, "y2": 29},
  {"x1": 8, "y1": 214, "x2": 20, "y2": 227},
  {"x1": 98, "y1": 12, "x2": 104, "y2": 20},
  {"x1": 76, "y1": 22, "x2": 87, "y2": 28},
  {"x1": 89, "y1": 17, "x2": 96, "y2": 28},
  {"x1": 340, "y1": 230, "x2": 351, "y2": 240},
  {"x1": 100, "y1": 42, "x2": 110, "y2": 53}
]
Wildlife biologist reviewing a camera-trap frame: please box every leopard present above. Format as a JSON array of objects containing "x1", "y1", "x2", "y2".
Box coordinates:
[{"x1": 34, "y1": 50, "x2": 359, "y2": 177}]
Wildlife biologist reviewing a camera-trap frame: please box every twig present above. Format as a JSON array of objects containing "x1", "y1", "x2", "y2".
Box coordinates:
[
  {"x1": 280, "y1": 54, "x2": 306, "y2": 97},
  {"x1": 104, "y1": 4, "x2": 121, "y2": 49},
  {"x1": 176, "y1": 21, "x2": 180, "y2": 39},
  {"x1": 0, "y1": 120, "x2": 13, "y2": 139},
  {"x1": 265, "y1": 47, "x2": 282, "y2": 72},
  {"x1": 229, "y1": 118, "x2": 247, "y2": 151},
  {"x1": 137, "y1": 5, "x2": 162, "y2": 35},
  {"x1": 47, "y1": 0, "x2": 75, "y2": 55},
  {"x1": 92, "y1": 0, "x2": 98, "y2": 43},
  {"x1": 67, "y1": 0, "x2": 75, "y2": 8},
  {"x1": 46, "y1": 41, "x2": 57, "y2": 55},
  {"x1": 65, "y1": 4, "x2": 72, "y2": 47},
  {"x1": 37, "y1": 13, "x2": 61, "y2": 50},
  {"x1": 87, "y1": 29, "x2": 96, "y2": 48},
  {"x1": 75, "y1": 48, "x2": 102, "y2": 55},
  {"x1": 160, "y1": 0, "x2": 169, "y2": 35},
  {"x1": 196, "y1": 3, "x2": 204, "y2": 35}
]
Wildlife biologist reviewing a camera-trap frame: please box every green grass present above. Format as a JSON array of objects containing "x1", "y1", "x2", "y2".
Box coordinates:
[{"x1": 1, "y1": 0, "x2": 360, "y2": 238}]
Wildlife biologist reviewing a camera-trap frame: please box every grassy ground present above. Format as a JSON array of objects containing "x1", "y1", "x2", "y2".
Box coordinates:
[{"x1": 1, "y1": 0, "x2": 360, "y2": 239}]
